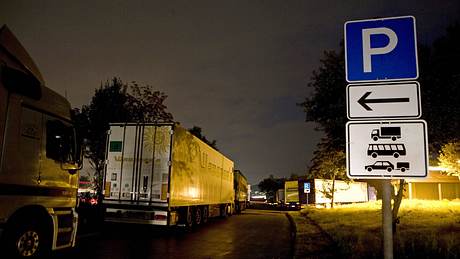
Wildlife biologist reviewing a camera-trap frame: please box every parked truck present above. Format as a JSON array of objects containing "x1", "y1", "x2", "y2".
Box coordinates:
[
  {"x1": 103, "y1": 123, "x2": 234, "y2": 227},
  {"x1": 0, "y1": 25, "x2": 81, "y2": 257},
  {"x1": 275, "y1": 188, "x2": 285, "y2": 209},
  {"x1": 371, "y1": 127, "x2": 401, "y2": 141},
  {"x1": 284, "y1": 180, "x2": 300, "y2": 210},
  {"x1": 233, "y1": 170, "x2": 248, "y2": 213}
]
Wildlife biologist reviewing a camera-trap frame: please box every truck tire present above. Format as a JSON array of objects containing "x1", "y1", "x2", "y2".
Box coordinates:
[
  {"x1": 393, "y1": 153, "x2": 400, "y2": 158},
  {"x1": 184, "y1": 207, "x2": 193, "y2": 228},
  {"x1": 387, "y1": 167, "x2": 393, "y2": 172},
  {"x1": 194, "y1": 207, "x2": 202, "y2": 226},
  {"x1": 366, "y1": 167, "x2": 372, "y2": 172},
  {"x1": 400, "y1": 167, "x2": 406, "y2": 172},
  {"x1": 220, "y1": 205, "x2": 227, "y2": 218},
  {"x1": 202, "y1": 206, "x2": 209, "y2": 224},
  {"x1": 6, "y1": 219, "x2": 51, "y2": 258},
  {"x1": 373, "y1": 136, "x2": 379, "y2": 141},
  {"x1": 227, "y1": 204, "x2": 232, "y2": 216}
]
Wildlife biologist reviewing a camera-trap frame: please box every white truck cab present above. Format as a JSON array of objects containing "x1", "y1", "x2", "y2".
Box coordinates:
[{"x1": 0, "y1": 25, "x2": 82, "y2": 257}]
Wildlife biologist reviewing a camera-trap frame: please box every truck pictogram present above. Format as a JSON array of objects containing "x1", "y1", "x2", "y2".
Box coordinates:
[{"x1": 371, "y1": 127, "x2": 401, "y2": 141}]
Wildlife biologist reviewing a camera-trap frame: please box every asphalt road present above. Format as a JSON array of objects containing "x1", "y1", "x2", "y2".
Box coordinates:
[{"x1": 54, "y1": 209, "x2": 293, "y2": 259}]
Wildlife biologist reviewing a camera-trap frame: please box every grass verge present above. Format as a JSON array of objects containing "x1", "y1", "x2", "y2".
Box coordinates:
[{"x1": 298, "y1": 200, "x2": 460, "y2": 258}]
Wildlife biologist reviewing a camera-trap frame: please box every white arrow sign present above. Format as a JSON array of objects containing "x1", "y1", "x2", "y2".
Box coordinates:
[
  {"x1": 347, "y1": 81, "x2": 421, "y2": 120},
  {"x1": 346, "y1": 120, "x2": 428, "y2": 179}
]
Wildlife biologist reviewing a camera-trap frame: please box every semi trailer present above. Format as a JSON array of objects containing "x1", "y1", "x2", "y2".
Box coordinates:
[
  {"x1": 0, "y1": 25, "x2": 81, "y2": 257},
  {"x1": 285, "y1": 180, "x2": 300, "y2": 209},
  {"x1": 233, "y1": 170, "x2": 248, "y2": 213},
  {"x1": 103, "y1": 123, "x2": 234, "y2": 227},
  {"x1": 275, "y1": 189, "x2": 285, "y2": 205}
]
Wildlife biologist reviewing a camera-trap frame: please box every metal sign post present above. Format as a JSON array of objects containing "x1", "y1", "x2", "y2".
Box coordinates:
[{"x1": 382, "y1": 180, "x2": 393, "y2": 259}]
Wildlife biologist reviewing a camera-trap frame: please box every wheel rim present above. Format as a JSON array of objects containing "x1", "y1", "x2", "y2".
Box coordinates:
[
  {"x1": 195, "y1": 208, "x2": 202, "y2": 225},
  {"x1": 186, "y1": 208, "x2": 193, "y2": 226},
  {"x1": 17, "y1": 230, "x2": 39, "y2": 257}
]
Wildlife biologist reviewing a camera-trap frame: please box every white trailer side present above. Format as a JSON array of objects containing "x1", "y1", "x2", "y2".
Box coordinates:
[{"x1": 314, "y1": 179, "x2": 369, "y2": 205}]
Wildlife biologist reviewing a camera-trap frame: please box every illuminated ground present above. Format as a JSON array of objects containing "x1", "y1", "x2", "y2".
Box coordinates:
[{"x1": 292, "y1": 200, "x2": 460, "y2": 258}]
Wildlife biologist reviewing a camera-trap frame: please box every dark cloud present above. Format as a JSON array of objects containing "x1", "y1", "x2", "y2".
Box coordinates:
[{"x1": 1, "y1": 0, "x2": 459, "y2": 184}]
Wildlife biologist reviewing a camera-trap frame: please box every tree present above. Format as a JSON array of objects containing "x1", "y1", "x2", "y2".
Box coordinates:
[
  {"x1": 188, "y1": 126, "x2": 218, "y2": 150},
  {"x1": 73, "y1": 77, "x2": 174, "y2": 193},
  {"x1": 418, "y1": 24, "x2": 460, "y2": 153},
  {"x1": 127, "y1": 82, "x2": 173, "y2": 123},
  {"x1": 438, "y1": 140, "x2": 460, "y2": 177},
  {"x1": 309, "y1": 142, "x2": 347, "y2": 208},
  {"x1": 299, "y1": 49, "x2": 346, "y2": 150},
  {"x1": 258, "y1": 175, "x2": 285, "y2": 201}
]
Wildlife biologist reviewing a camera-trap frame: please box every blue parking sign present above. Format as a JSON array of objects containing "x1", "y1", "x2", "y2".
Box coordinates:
[
  {"x1": 304, "y1": 182, "x2": 310, "y2": 194},
  {"x1": 344, "y1": 16, "x2": 418, "y2": 82}
]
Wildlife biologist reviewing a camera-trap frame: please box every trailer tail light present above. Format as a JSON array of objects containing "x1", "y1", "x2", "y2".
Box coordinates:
[{"x1": 154, "y1": 214, "x2": 167, "y2": 221}]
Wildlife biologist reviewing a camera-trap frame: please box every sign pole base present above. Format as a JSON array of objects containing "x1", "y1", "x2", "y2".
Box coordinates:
[{"x1": 382, "y1": 179, "x2": 393, "y2": 259}]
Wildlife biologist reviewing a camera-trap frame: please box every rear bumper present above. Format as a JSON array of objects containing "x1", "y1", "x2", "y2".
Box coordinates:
[{"x1": 104, "y1": 208, "x2": 172, "y2": 226}]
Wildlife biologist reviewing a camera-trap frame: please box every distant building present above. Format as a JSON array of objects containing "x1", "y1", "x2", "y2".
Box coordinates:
[{"x1": 403, "y1": 170, "x2": 460, "y2": 200}]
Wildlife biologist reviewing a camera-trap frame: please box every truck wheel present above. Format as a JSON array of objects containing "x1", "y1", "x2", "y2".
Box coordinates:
[
  {"x1": 220, "y1": 205, "x2": 227, "y2": 218},
  {"x1": 227, "y1": 204, "x2": 232, "y2": 216},
  {"x1": 373, "y1": 136, "x2": 379, "y2": 141},
  {"x1": 393, "y1": 153, "x2": 400, "y2": 158},
  {"x1": 366, "y1": 167, "x2": 372, "y2": 172},
  {"x1": 391, "y1": 136, "x2": 397, "y2": 141},
  {"x1": 184, "y1": 207, "x2": 193, "y2": 228},
  {"x1": 400, "y1": 168, "x2": 406, "y2": 172},
  {"x1": 387, "y1": 167, "x2": 392, "y2": 172},
  {"x1": 202, "y1": 206, "x2": 209, "y2": 224},
  {"x1": 194, "y1": 207, "x2": 202, "y2": 226},
  {"x1": 371, "y1": 153, "x2": 378, "y2": 158},
  {"x1": 7, "y1": 220, "x2": 50, "y2": 258}
]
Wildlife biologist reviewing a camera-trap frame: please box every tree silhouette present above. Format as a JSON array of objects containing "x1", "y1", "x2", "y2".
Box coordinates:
[
  {"x1": 188, "y1": 126, "x2": 218, "y2": 150},
  {"x1": 258, "y1": 175, "x2": 285, "y2": 201}
]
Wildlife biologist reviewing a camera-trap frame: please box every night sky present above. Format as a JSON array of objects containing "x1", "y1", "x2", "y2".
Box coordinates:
[{"x1": 1, "y1": 1, "x2": 459, "y2": 184}]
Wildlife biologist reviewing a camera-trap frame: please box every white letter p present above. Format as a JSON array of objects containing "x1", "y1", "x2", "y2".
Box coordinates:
[{"x1": 362, "y1": 27, "x2": 398, "y2": 73}]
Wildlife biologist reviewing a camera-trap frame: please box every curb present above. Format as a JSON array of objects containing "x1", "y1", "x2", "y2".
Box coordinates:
[{"x1": 285, "y1": 212, "x2": 297, "y2": 259}]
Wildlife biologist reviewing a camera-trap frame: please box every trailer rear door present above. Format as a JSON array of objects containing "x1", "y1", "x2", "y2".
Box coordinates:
[{"x1": 104, "y1": 124, "x2": 172, "y2": 203}]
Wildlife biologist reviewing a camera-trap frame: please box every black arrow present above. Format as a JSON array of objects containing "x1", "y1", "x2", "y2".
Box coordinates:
[{"x1": 358, "y1": 92, "x2": 410, "y2": 111}]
